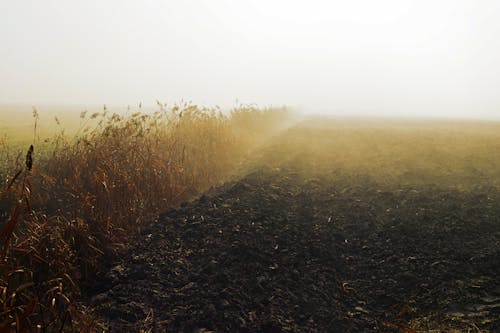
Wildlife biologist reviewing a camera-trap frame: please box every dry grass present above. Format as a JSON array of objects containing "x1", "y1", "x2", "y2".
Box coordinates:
[
  {"x1": 0, "y1": 104, "x2": 291, "y2": 331},
  {"x1": 254, "y1": 116, "x2": 500, "y2": 189}
]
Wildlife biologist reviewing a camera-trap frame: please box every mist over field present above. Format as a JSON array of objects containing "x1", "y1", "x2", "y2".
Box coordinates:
[
  {"x1": 1, "y1": 0, "x2": 500, "y2": 119},
  {"x1": 1, "y1": 1, "x2": 500, "y2": 332}
]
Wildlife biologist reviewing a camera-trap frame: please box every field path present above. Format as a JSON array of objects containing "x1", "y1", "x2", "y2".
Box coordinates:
[{"x1": 93, "y1": 119, "x2": 500, "y2": 332}]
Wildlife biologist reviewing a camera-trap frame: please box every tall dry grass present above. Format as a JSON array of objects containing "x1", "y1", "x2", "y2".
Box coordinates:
[{"x1": 0, "y1": 104, "x2": 290, "y2": 331}]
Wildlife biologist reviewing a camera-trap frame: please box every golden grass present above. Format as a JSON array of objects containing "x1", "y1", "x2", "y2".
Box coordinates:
[
  {"x1": 254, "y1": 117, "x2": 500, "y2": 189},
  {"x1": 0, "y1": 104, "x2": 291, "y2": 331}
]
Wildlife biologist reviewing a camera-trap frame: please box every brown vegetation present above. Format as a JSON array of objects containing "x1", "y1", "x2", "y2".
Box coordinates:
[{"x1": 0, "y1": 104, "x2": 290, "y2": 331}]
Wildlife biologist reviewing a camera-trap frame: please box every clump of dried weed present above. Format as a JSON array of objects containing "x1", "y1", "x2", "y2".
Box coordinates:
[{"x1": 0, "y1": 104, "x2": 290, "y2": 331}]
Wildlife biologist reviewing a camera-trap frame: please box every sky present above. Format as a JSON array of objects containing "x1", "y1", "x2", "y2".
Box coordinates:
[{"x1": 1, "y1": 0, "x2": 500, "y2": 119}]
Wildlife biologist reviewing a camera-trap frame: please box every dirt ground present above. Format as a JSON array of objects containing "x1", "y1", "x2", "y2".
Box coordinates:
[{"x1": 92, "y1": 118, "x2": 500, "y2": 332}]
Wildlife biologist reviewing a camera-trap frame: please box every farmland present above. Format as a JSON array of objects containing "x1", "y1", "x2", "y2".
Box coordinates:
[
  {"x1": 94, "y1": 116, "x2": 500, "y2": 332},
  {"x1": 1, "y1": 110, "x2": 500, "y2": 331},
  {"x1": 0, "y1": 104, "x2": 291, "y2": 331}
]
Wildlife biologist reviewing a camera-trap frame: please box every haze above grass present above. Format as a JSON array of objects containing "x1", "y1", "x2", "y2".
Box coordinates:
[{"x1": 1, "y1": 0, "x2": 500, "y2": 120}]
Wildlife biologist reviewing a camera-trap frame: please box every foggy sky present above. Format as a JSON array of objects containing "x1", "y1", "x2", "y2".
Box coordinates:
[{"x1": 1, "y1": 0, "x2": 500, "y2": 119}]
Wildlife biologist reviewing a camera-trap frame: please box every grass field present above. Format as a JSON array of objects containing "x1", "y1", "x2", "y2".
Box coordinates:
[{"x1": 254, "y1": 116, "x2": 500, "y2": 189}]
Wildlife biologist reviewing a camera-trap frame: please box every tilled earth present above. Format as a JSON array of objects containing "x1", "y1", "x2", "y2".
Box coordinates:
[{"x1": 93, "y1": 123, "x2": 500, "y2": 332}]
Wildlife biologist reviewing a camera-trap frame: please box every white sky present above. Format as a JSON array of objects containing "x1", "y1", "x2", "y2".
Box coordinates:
[{"x1": 1, "y1": 0, "x2": 500, "y2": 119}]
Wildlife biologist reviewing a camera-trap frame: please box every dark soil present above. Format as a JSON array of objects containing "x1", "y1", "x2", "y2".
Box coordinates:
[{"x1": 92, "y1": 121, "x2": 500, "y2": 332}]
